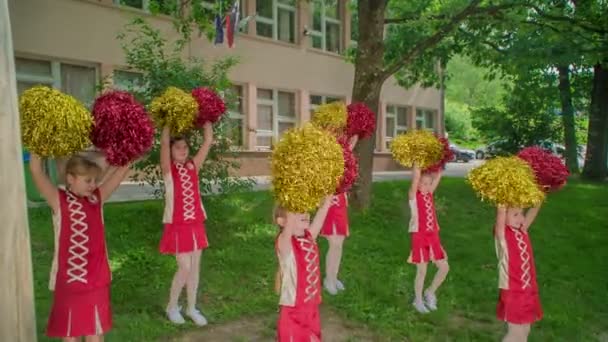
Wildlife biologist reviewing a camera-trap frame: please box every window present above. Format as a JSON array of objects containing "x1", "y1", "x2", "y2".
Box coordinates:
[
  {"x1": 416, "y1": 108, "x2": 437, "y2": 131},
  {"x1": 309, "y1": 0, "x2": 341, "y2": 53},
  {"x1": 385, "y1": 105, "x2": 409, "y2": 149},
  {"x1": 16, "y1": 57, "x2": 98, "y2": 108},
  {"x1": 113, "y1": 70, "x2": 144, "y2": 92},
  {"x1": 256, "y1": 88, "x2": 297, "y2": 149},
  {"x1": 309, "y1": 94, "x2": 345, "y2": 116},
  {"x1": 256, "y1": 0, "x2": 296, "y2": 43},
  {"x1": 227, "y1": 85, "x2": 245, "y2": 147},
  {"x1": 114, "y1": 0, "x2": 172, "y2": 15}
]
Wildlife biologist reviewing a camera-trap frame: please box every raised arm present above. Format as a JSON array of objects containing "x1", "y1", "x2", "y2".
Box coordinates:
[
  {"x1": 29, "y1": 154, "x2": 59, "y2": 212},
  {"x1": 495, "y1": 206, "x2": 507, "y2": 236},
  {"x1": 309, "y1": 195, "x2": 333, "y2": 239},
  {"x1": 348, "y1": 135, "x2": 359, "y2": 151},
  {"x1": 523, "y1": 204, "x2": 542, "y2": 233},
  {"x1": 160, "y1": 126, "x2": 171, "y2": 175},
  {"x1": 409, "y1": 165, "x2": 421, "y2": 200},
  {"x1": 99, "y1": 165, "x2": 131, "y2": 203},
  {"x1": 430, "y1": 170, "x2": 443, "y2": 193},
  {"x1": 192, "y1": 122, "x2": 214, "y2": 170}
]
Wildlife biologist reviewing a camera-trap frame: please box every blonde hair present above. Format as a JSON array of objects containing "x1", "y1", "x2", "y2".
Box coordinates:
[{"x1": 65, "y1": 155, "x2": 102, "y2": 178}]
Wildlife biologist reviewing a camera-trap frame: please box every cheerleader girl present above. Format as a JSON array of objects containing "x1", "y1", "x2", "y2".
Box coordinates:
[
  {"x1": 159, "y1": 123, "x2": 213, "y2": 326},
  {"x1": 408, "y1": 165, "x2": 449, "y2": 313},
  {"x1": 322, "y1": 135, "x2": 358, "y2": 295},
  {"x1": 275, "y1": 196, "x2": 333, "y2": 341},
  {"x1": 29, "y1": 153, "x2": 131, "y2": 341},
  {"x1": 494, "y1": 205, "x2": 543, "y2": 342}
]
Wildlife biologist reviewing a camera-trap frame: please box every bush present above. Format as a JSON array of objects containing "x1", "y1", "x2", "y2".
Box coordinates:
[
  {"x1": 444, "y1": 101, "x2": 481, "y2": 142},
  {"x1": 116, "y1": 18, "x2": 254, "y2": 196}
]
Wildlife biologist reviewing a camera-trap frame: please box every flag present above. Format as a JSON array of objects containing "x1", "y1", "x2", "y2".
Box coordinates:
[
  {"x1": 214, "y1": 14, "x2": 224, "y2": 45},
  {"x1": 226, "y1": 0, "x2": 240, "y2": 48}
]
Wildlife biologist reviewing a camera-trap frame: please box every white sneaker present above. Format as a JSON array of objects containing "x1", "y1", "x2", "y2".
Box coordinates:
[
  {"x1": 424, "y1": 291, "x2": 438, "y2": 311},
  {"x1": 324, "y1": 278, "x2": 338, "y2": 295},
  {"x1": 336, "y1": 279, "x2": 345, "y2": 291},
  {"x1": 413, "y1": 300, "x2": 430, "y2": 314},
  {"x1": 186, "y1": 308, "x2": 208, "y2": 326},
  {"x1": 166, "y1": 306, "x2": 185, "y2": 324}
]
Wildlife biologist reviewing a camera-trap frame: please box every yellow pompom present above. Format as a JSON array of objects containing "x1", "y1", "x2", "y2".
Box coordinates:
[
  {"x1": 20, "y1": 86, "x2": 93, "y2": 157},
  {"x1": 467, "y1": 156, "x2": 545, "y2": 207},
  {"x1": 271, "y1": 123, "x2": 344, "y2": 213},
  {"x1": 311, "y1": 101, "x2": 347, "y2": 133},
  {"x1": 149, "y1": 87, "x2": 198, "y2": 135},
  {"x1": 390, "y1": 130, "x2": 444, "y2": 168}
]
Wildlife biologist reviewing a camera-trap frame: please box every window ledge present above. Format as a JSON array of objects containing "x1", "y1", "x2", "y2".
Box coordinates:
[
  {"x1": 306, "y1": 48, "x2": 345, "y2": 60},
  {"x1": 78, "y1": 0, "x2": 175, "y2": 22},
  {"x1": 240, "y1": 34, "x2": 300, "y2": 49}
]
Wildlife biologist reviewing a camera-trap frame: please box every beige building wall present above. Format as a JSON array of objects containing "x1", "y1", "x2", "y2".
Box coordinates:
[{"x1": 9, "y1": 0, "x2": 443, "y2": 177}]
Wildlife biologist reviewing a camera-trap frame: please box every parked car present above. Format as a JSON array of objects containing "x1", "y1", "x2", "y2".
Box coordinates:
[
  {"x1": 475, "y1": 140, "x2": 514, "y2": 159},
  {"x1": 536, "y1": 140, "x2": 585, "y2": 169},
  {"x1": 450, "y1": 144, "x2": 475, "y2": 163}
]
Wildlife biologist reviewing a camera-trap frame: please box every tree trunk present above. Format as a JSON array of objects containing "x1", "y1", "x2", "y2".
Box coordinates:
[
  {"x1": 349, "y1": 0, "x2": 387, "y2": 210},
  {"x1": 557, "y1": 65, "x2": 579, "y2": 173},
  {"x1": 582, "y1": 62, "x2": 608, "y2": 180},
  {"x1": 0, "y1": 0, "x2": 38, "y2": 340}
]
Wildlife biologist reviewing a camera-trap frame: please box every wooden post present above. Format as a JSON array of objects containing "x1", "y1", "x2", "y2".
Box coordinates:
[{"x1": 0, "y1": 0, "x2": 38, "y2": 340}]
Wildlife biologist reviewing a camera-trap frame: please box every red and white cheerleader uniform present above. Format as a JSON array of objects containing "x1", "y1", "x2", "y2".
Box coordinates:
[
  {"x1": 159, "y1": 160, "x2": 209, "y2": 254},
  {"x1": 407, "y1": 190, "x2": 447, "y2": 264},
  {"x1": 47, "y1": 188, "x2": 112, "y2": 338},
  {"x1": 495, "y1": 225, "x2": 543, "y2": 324},
  {"x1": 320, "y1": 193, "x2": 349, "y2": 237},
  {"x1": 276, "y1": 230, "x2": 322, "y2": 342}
]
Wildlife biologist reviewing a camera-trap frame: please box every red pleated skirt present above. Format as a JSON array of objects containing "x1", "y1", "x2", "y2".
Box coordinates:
[
  {"x1": 407, "y1": 231, "x2": 447, "y2": 264},
  {"x1": 497, "y1": 289, "x2": 543, "y2": 324},
  {"x1": 46, "y1": 286, "x2": 112, "y2": 338},
  {"x1": 277, "y1": 304, "x2": 321, "y2": 342},
  {"x1": 159, "y1": 222, "x2": 209, "y2": 254}
]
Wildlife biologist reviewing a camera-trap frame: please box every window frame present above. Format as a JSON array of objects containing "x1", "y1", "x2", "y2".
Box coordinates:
[
  {"x1": 384, "y1": 104, "x2": 409, "y2": 150},
  {"x1": 309, "y1": 93, "x2": 346, "y2": 114},
  {"x1": 309, "y1": 0, "x2": 342, "y2": 53},
  {"x1": 256, "y1": 0, "x2": 297, "y2": 43},
  {"x1": 15, "y1": 57, "x2": 99, "y2": 108},
  {"x1": 113, "y1": 0, "x2": 177, "y2": 15},
  {"x1": 255, "y1": 88, "x2": 297, "y2": 150},
  {"x1": 226, "y1": 84, "x2": 246, "y2": 148},
  {"x1": 416, "y1": 107, "x2": 437, "y2": 132},
  {"x1": 112, "y1": 69, "x2": 145, "y2": 93},
  {"x1": 113, "y1": 0, "x2": 149, "y2": 11}
]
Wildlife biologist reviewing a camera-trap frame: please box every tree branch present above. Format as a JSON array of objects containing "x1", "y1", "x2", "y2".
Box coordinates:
[
  {"x1": 522, "y1": 18, "x2": 602, "y2": 44},
  {"x1": 384, "y1": 3, "x2": 523, "y2": 25},
  {"x1": 457, "y1": 28, "x2": 508, "y2": 54},
  {"x1": 381, "y1": 0, "x2": 484, "y2": 79},
  {"x1": 529, "y1": 4, "x2": 607, "y2": 34}
]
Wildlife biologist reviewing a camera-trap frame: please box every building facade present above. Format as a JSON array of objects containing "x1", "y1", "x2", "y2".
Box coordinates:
[{"x1": 9, "y1": 0, "x2": 444, "y2": 176}]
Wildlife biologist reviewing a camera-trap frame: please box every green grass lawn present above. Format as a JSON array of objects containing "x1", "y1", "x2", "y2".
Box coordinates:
[{"x1": 28, "y1": 179, "x2": 608, "y2": 341}]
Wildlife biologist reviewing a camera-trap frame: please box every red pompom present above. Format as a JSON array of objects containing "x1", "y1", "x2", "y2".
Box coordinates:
[
  {"x1": 191, "y1": 87, "x2": 226, "y2": 126},
  {"x1": 346, "y1": 102, "x2": 376, "y2": 139},
  {"x1": 91, "y1": 91, "x2": 155, "y2": 166},
  {"x1": 517, "y1": 146, "x2": 569, "y2": 192},
  {"x1": 424, "y1": 137, "x2": 454, "y2": 173},
  {"x1": 336, "y1": 135, "x2": 359, "y2": 194}
]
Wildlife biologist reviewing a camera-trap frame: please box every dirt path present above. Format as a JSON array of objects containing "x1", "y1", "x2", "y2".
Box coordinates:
[{"x1": 171, "y1": 306, "x2": 382, "y2": 342}]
